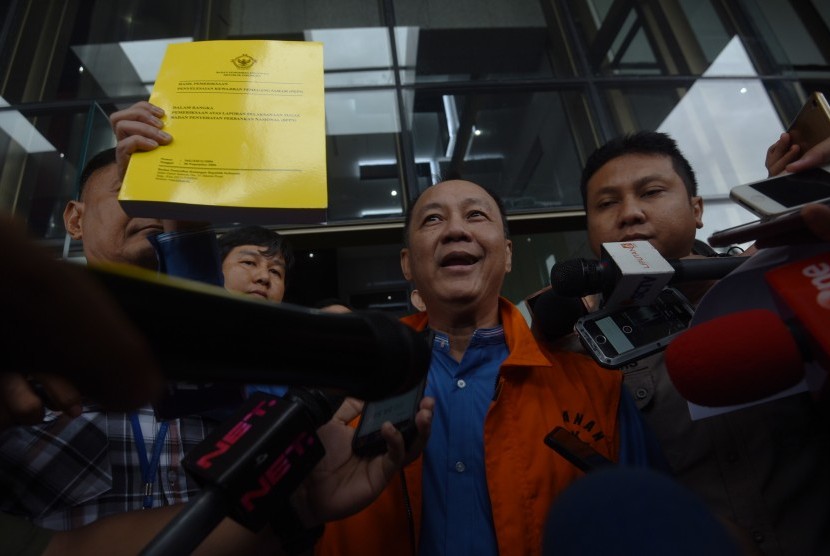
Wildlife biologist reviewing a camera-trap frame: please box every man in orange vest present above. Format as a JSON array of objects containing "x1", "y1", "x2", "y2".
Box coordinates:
[{"x1": 316, "y1": 179, "x2": 655, "y2": 556}]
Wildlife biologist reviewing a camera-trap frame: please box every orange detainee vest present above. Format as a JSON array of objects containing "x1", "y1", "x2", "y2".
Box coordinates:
[{"x1": 316, "y1": 299, "x2": 622, "y2": 556}]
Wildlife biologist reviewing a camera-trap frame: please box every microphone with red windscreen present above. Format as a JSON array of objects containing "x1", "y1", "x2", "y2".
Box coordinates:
[
  {"x1": 665, "y1": 309, "x2": 819, "y2": 407},
  {"x1": 667, "y1": 250, "x2": 830, "y2": 408}
]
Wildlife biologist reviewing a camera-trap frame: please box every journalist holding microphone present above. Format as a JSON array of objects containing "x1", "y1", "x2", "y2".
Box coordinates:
[{"x1": 573, "y1": 131, "x2": 830, "y2": 555}]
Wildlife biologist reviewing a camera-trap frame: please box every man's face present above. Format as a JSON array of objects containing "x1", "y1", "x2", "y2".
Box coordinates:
[
  {"x1": 222, "y1": 245, "x2": 286, "y2": 303},
  {"x1": 585, "y1": 153, "x2": 703, "y2": 260},
  {"x1": 63, "y1": 163, "x2": 162, "y2": 269},
  {"x1": 401, "y1": 180, "x2": 512, "y2": 310}
]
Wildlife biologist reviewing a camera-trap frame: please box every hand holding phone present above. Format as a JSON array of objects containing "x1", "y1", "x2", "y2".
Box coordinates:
[
  {"x1": 729, "y1": 165, "x2": 830, "y2": 218},
  {"x1": 768, "y1": 93, "x2": 830, "y2": 176},
  {"x1": 352, "y1": 377, "x2": 427, "y2": 457},
  {"x1": 788, "y1": 91, "x2": 830, "y2": 156},
  {"x1": 708, "y1": 198, "x2": 830, "y2": 247}
]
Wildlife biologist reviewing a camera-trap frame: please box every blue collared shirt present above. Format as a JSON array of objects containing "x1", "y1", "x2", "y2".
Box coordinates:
[{"x1": 419, "y1": 327, "x2": 508, "y2": 556}]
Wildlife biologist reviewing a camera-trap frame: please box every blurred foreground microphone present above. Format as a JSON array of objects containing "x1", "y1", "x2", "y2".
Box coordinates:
[
  {"x1": 550, "y1": 241, "x2": 745, "y2": 308},
  {"x1": 665, "y1": 310, "x2": 809, "y2": 407},
  {"x1": 142, "y1": 389, "x2": 337, "y2": 555},
  {"x1": 86, "y1": 264, "x2": 430, "y2": 401},
  {"x1": 543, "y1": 467, "x2": 743, "y2": 556}
]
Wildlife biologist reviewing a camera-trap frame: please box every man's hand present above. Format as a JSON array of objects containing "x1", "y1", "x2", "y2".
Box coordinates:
[
  {"x1": 801, "y1": 202, "x2": 830, "y2": 242},
  {"x1": 765, "y1": 132, "x2": 801, "y2": 177},
  {"x1": 752, "y1": 202, "x2": 830, "y2": 248},
  {"x1": 783, "y1": 135, "x2": 830, "y2": 175},
  {"x1": 0, "y1": 372, "x2": 84, "y2": 428},
  {"x1": 291, "y1": 396, "x2": 434, "y2": 526},
  {"x1": 766, "y1": 133, "x2": 830, "y2": 177},
  {"x1": 110, "y1": 101, "x2": 172, "y2": 180},
  {"x1": 0, "y1": 215, "x2": 163, "y2": 429}
]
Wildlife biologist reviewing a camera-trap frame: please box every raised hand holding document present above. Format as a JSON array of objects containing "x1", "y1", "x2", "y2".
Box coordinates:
[{"x1": 120, "y1": 40, "x2": 326, "y2": 224}]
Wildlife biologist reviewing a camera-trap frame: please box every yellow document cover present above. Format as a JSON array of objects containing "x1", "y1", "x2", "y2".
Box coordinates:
[{"x1": 120, "y1": 40, "x2": 327, "y2": 224}]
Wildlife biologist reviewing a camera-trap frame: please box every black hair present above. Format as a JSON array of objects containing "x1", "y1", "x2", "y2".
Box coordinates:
[
  {"x1": 218, "y1": 225, "x2": 295, "y2": 282},
  {"x1": 402, "y1": 180, "x2": 510, "y2": 247},
  {"x1": 580, "y1": 131, "x2": 699, "y2": 208},
  {"x1": 78, "y1": 147, "x2": 117, "y2": 199}
]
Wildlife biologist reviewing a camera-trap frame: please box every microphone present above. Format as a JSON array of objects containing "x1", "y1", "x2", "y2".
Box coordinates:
[
  {"x1": 141, "y1": 388, "x2": 338, "y2": 555},
  {"x1": 530, "y1": 288, "x2": 587, "y2": 343},
  {"x1": 85, "y1": 263, "x2": 430, "y2": 402},
  {"x1": 550, "y1": 242, "x2": 746, "y2": 308},
  {"x1": 665, "y1": 309, "x2": 808, "y2": 407},
  {"x1": 668, "y1": 249, "x2": 830, "y2": 409}
]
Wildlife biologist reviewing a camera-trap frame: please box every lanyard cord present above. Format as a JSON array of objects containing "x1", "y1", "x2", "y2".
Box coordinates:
[{"x1": 129, "y1": 412, "x2": 170, "y2": 509}]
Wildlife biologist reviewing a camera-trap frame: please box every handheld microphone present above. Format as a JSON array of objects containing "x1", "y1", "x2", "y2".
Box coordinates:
[
  {"x1": 141, "y1": 388, "x2": 337, "y2": 555},
  {"x1": 86, "y1": 263, "x2": 430, "y2": 402},
  {"x1": 530, "y1": 288, "x2": 587, "y2": 343},
  {"x1": 550, "y1": 242, "x2": 746, "y2": 308},
  {"x1": 665, "y1": 309, "x2": 808, "y2": 407},
  {"x1": 670, "y1": 248, "x2": 830, "y2": 410}
]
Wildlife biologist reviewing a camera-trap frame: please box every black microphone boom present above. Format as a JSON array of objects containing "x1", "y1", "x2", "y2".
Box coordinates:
[
  {"x1": 550, "y1": 256, "x2": 747, "y2": 298},
  {"x1": 85, "y1": 263, "x2": 430, "y2": 401},
  {"x1": 670, "y1": 257, "x2": 749, "y2": 282}
]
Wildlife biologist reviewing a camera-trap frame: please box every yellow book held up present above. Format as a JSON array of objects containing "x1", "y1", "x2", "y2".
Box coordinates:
[{"x1": 120, "y1": 40, "x2": 326, "y2": 224}]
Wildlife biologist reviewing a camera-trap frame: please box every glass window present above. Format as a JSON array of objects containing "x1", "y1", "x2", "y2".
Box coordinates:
[
  {"x1": 0, "y1": 103, "x2": 115, "y2": 246},
  {"x1": 0, "y1": 1, "x2": 203, "y2": 104},
  {"x1": 408, "y1": 90, "x2": 594, "y2": 211},
  {"x1": 678, "y1": 0, "x2": 732, "y2": 65},
  {"x1": 742, "y1": 0, "x2": 830, "y2": 71},
  {"x1": 502, "y1": 230, "x2": 595, "y2": 303},
  {"x1": 599, "y1": 80, "x2": 782, "y2": 197},
  {"x1": 0, "y1": 0, "x2": 827, "y2": 265},
  {"x1": 392, "y1": 0, "x2": 558, "y2": 81},
  {"x1": 568, "y1": 0, "x2": 673, "y2": 76},
  {"x1": 324, "y1": 129, "x2": 404, "y2": 222},
  {"x1": 228, "y1": 0, "x2": 382, "y2": 36},
  {"x1": 568, "y1": 0, "x2": 773, "y2": 76}
]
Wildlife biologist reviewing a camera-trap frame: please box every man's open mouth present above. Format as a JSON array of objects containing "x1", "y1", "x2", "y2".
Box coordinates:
[{"x1": 440, "y1": 252, "x2": 479, "y2": 267}]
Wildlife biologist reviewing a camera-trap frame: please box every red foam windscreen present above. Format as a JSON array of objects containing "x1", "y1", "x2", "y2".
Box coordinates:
[{"x1": 665, "y1": 309, "x2": 804, "y2": 407}]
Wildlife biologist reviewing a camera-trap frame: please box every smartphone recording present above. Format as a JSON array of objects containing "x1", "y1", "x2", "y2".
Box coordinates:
[
  {"x1": 352, "y1": 377, "x2": 426, "y2": 457},
  {"x1": 708, "y1": 198, "x2": 830, "y2": 247},
  {"x1": 729, "y1": 165, "x2": 830, "y2": 218},
  {"x1": 787, "y1": 91, "x2": 830, "y2": 155},
  {"x1": 575, "y1": 288, "x2": 695, "y2": 369}
]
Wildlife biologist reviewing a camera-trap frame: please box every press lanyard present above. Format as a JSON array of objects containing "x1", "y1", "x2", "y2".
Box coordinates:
[{"x1": 129, "y1": 412, "x2": 170, "y2": 509}]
